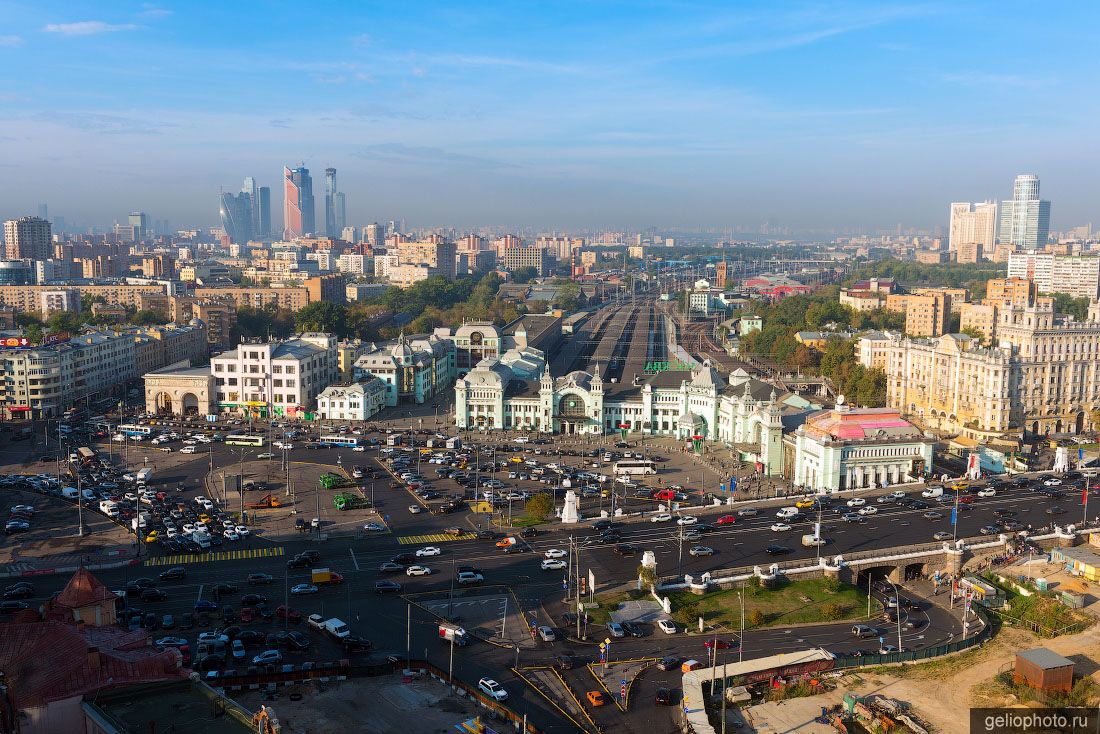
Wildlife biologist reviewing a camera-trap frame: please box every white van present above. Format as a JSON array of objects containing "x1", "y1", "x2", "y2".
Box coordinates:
[
  {"x1": 776, "y1": 506, "x2": 799, "y2": 519},
  {"x1": 180, "y1": 445, "x2": 196, "y2": 454},
  {"x1": 99, "y1": 500, "x2": 119, "y2": 518},
  {"x1": 921, "y1": 486, "x2": 944, "y2": 498}
]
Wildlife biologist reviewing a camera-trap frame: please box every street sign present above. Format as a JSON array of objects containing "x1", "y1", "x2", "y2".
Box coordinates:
[{"x1": 206, "y1": 414, "x2": 217, "y2": 423}]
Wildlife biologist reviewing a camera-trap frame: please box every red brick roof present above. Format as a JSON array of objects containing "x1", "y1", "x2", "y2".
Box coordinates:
[
  {"x1": 54, "y1": 566, "x2": 117, "y2": 609},
  {"x1": 0, "y1": 619, "x2": 184, "y2": 709}
]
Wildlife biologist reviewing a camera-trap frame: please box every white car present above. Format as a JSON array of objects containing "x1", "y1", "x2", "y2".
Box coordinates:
[
  {"x1": 352, "y1": 446, "x2": 366, "y2": 452},
  {"x1": 544, "y1": 548, "x2": 567, "y2": 559},
  {"x1": 307, "y1": 613, "x2": 325, "y2": 631},
  {"x1": 416, "y1": 546, "x2": 442, "y2": 557},
  {"x1": 478, "y1": 678, "x2": 508, "y2": 701},
  {"x1": 676, "y1": 515, "x2": 698, "y2": 526},
  {"x1": 235, "y1": 525, "x2": 249, "y2": 536},
  {"x1": 888, "y1": 491, "x2": 906, "y2": 499},
  {"x1": 846, "y1": 497, "x2": 866, "y2": 507},
  {"x1": 180, "y1": 446, "x2": 196, "y2": 454},
  {"x1": 657, "y1": 619, "x2": 677, "y2": 635},
  {"x1": 977, "y1": 488, "x2": 996, "y2": 497},
  {"x1": 223, "y1": 529, "x2": 240, "y2": 541},
  {"x1": 651, "y1": 513, "x2": 673, "y2": 523},
  {"x1": 182, "y1": 523, "x2": 196, "y2": 534},
  {"x1": 290, "y1": 583, "x2": 318, "y2": 595},
  {"x1": 858, "y1": 506, "x2": 878, "y2": 516},
  {"x1": 256, "y1": 452, "x2": 275, "y2": 459},
  {"x1": 408, "y1": 505, "x2": 422, "y2": 514},
  {"x1": 1044, "y1": 478, "x2": 1063, "y2": 486},
  {"x1": 770, "y1": 522, "x2": 792, "y2": 532},
  {"x1": 406, "y1": 565, "x2": 432, "y2": 576},
  {"x1": 542, "y1": 559, "x2": 567, "y2": 571}
]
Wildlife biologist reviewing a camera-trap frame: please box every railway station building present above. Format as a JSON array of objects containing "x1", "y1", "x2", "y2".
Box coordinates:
[{"x1": 455, "y1": 360, "x2": 815, "y2": 476}]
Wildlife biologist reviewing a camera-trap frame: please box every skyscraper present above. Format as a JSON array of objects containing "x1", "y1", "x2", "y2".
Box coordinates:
[
  {"x1": 323, "y1": 167, "x2": 347, "y2": 237},
  {"x1": 219, "y1": 191, "x2": 253, "y2": 244},
  {"x1": 4, "y1": 216, "x2": 52, "y2": 260},
  {"x1": 243, "y1": 176, "x2": 260, "y2": 236},
  {"x1": 284, "y1": 165, "x2": 315, "y2": 239},
  {"x1": 999, "y1": 174, "x2": 1051, "y2": 249},
  {"x1": 128, "y1": 212, "x2": 149, "y2": 240},
  {"x1": 257, "y1": 187, "x2": 271, "y2": 238},
  {"x1": 948, "y1": 201, "x2": 997, "y2": 256}
]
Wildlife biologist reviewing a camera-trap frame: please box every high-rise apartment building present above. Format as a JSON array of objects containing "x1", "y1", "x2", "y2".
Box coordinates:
[
  {"x1": 283, "y1": 165, "x2": 315, "y2": 238},
  {"x1": 999, "y1": 174, "x2": 1051, "y2": 249},
  {"x1": 395, "y1": 239, "x2": 457, "y2": 279},
  {"x1": 948, "y1": 201, "x2": 996, "y2": 256},
  {"x1": 365, "y1": 223, "x2": 383, "y2": 248},
  {"x1": 3, "y1": 217, "x2": 52, "y2": 260},
  {"x1": 903, "y1": 292, "x2": 951, "y2": 337},
  {"x1": 1007, "y1": 252, "x2": 1100, "y2": 299},
  {"x1": 984, "y1": 277, "x2": 1037, "y2": 307}
]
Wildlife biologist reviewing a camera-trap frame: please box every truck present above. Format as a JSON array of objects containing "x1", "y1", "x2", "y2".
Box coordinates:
[
  {"x1": 245, "y1": 494, "x2": 282, "y2": 509},
  {"x1": 333, "y1": 492, "x2": 370, "y2": 511},
  {"x1": 802, "y1": 534, "x2": 826, "y2": 547},
  {"x1": 75, "y1": 447, "x2": 96, "y2": 464},
  {"x1": 135, "y1": 467, "x2": 154, "y2": 485},
  {"x1": 319, "y1": 473, "x2": 353, "y2": 490},
  {"x1": 322, "y1": 618, "x2": 350, "y2": 639},
  {"x1": 438, "y1": 622, "x2": 469, "y2": 646},
  {"x1": 311, "y1": 568, "x2": 345, "y2": 585}
]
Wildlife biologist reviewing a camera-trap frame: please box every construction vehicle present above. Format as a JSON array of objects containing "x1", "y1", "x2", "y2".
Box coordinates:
[
  {"x1": 333, "y1": 492, "x2": 370, "y2": 511},
  {"x1": 245, "y1": 494, "x2": 282, "y2": 509},
  {"x1": 438, "y1": 622, "x2": 469, "y2": 646},
  {"x1": 311, "y1": 568, "x2": 344, "y2": 585}
]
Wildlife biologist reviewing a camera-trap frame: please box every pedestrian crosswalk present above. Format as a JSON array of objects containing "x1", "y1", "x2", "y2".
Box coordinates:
[
  {"x1": 396, "y1": 532, "x2": 475, "y2": 545},
  {"x1": 143, "y1": 546, "x2": 284, "y2": 567}
]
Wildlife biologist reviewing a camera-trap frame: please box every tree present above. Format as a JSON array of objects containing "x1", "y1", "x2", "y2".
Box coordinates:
[
  {"x1": 525, "y1": 494, "x2": 553, "y2": 522},
  {"x1": 748, "y1": 609, "x2": 767, "y2": 627},
  {"x1": 1051, "y1": 292, "x2": 1091, "y2": 321},
  {"x1": 637, "y1": 564, "x2": 657, "y2": 591},
  {"x1": 510, "y1": 266, "x2": 538, "y2": 284},
  {"x1": 555, "y1": 282, "x2": 581, "y2": 311},
  {"x1": 295, "y1": 302, "x2": 347, "y2": 335},
  {"x1": 131, "y1": 309, "x2": 166, "y2": 326},
  {"x1": 820, "y1": 602, "x2": 846, "y2": 620}
]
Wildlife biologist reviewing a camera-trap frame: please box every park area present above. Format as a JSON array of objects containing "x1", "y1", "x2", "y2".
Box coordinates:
[{"x1": 667, "y1": 577, "x2": 877, "y2": 630}]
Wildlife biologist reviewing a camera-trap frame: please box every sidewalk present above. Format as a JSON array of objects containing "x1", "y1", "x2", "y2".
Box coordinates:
[{"x1": 0, "y1": 543, "x2": 139, "y2": 578}]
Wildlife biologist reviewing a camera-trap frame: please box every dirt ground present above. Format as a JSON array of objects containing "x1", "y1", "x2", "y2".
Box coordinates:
[
  {"x1": 236, "y1": 675, "x2": 482, "y2": 734},
  {"x1": 745, "y1": 620, "x2": 1100, "y2": 733}
]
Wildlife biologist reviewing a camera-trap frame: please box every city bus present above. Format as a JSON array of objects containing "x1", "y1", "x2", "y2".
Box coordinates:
[
  {"x1": 117, "y1": 424, "x2": 153, "y2": 436},
  {"x1": 318, "y1": 435, "x2": 362, "y2": 448},
  {"x1": 225, "y1": 434, "x2": 265, "y2": 447},
  {"x1": 613, "y1": 460, "x2": 657, "y2": 476}
]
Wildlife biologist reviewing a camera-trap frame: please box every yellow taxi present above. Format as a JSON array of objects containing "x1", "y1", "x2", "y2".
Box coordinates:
[
  {"x1": 144, "y1": 530, "x2": 159, "y2": 543},
  {"x1": 199, "y1": 513, "x2": 211, "y2": 523},
  {"x1": 795, "y1": 498, "x2": 817, "y2": 509},
  {"x1": 586, "y1": 691, "x2": 607, "y2": 707},
  {"x1": 509, "y1": 456, "x2": 524, "y2": 464}
]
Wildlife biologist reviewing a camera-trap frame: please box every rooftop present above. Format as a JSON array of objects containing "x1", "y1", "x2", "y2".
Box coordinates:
[
  {"x1": 803, "y1": 406, "x2": 924, "y2": 442},
  {"x1": 84, "y1": 680, "x2": 256, "y2": 734},
  {"x1": 1016, "y1": 647, "x2": 1075, "y2": 670},
  {"x1": 54, "y1": 565, "x2": 117, "y2": 609}
]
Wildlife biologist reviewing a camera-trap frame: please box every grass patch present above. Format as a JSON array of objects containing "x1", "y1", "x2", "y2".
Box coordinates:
[
  {"x1": 583, "y1": 588, "x2": 647, "y2": 625},
  {"x1": 667, "y1": 577, "x2": 879, "y2": 630},
  {"x1": 989, "y1": 671, "x2": 1100, "y2": 707},
  {"x1": 509, "y1": 515, "x2": 544, "y2": 528},
  {"x1": 983, "y1": 575, "x2": 1089, "y2": 636}
]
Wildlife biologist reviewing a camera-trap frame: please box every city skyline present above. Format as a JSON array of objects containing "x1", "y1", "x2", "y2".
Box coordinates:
[{"x1": 2, "y1": 2, "x2": 1099, "y2": 231}]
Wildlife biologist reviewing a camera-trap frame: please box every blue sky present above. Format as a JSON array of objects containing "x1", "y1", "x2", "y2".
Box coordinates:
[{"x1": 2, "y1": 1, "x2": 1098, "y2": 233}]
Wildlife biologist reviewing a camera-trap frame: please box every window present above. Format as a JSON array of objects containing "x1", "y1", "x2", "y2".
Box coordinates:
[
  {"x1": 273, "y1": 365, "x2": 283, "y2": 374},
  {"x1": 228, "y1": 377, "x2": 238, "y2": 386},
  {"x1": 286, "y1": 366, "x2": 296, "y2": 374},
  {"x1": 274, "y1": 379, "x2": 283, "y2": 387},
  {"x1": 285, "y1": 380, "x2": 295, "y2": 388}
]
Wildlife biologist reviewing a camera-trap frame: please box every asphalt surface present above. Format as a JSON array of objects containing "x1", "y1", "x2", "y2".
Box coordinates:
[{"x1": 9, "y1": 422, "x2": 1073, "y2": 732}]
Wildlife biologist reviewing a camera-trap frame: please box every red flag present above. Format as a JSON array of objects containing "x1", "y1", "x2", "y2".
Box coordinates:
[{"x1": 1083, "y1": 486, "x2": 1089, "y2": 506}]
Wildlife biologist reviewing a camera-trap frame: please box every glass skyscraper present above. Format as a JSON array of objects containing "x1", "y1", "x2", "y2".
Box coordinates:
[
  {"x1": 283, "y1": 165, "x2": 315, "y2": 239},
  {"x1": 999, "y1": 174, "x2": 1051, "y2": 249}
]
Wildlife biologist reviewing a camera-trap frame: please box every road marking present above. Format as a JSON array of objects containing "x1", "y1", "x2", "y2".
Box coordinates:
[
  {"x1": 396, "y1": 532, "x2": 476, "y2": 545},
  {"x1": 143, "y1": 546, "x2": 285, "y2": 567},
  {"x1": 349, "y1": 548, "x2": 359, "y2": 571},
  {"x1": 197, "y1": 583, "x2": 204, "y2": 603}
]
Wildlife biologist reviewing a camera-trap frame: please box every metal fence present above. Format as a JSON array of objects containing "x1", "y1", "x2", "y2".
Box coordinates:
[{"x1": 832, "y1": 606, "x2": 994, "y2": 669}]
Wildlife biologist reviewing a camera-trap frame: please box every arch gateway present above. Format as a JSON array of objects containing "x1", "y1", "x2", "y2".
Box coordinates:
[{"x1": 143, "y1": 366, "x2": 216, "y2": 418}]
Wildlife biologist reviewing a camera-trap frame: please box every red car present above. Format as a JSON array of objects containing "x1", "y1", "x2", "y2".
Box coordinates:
[
  {"x1": 716, "y1": 515, "x2": 736, "y2": 526},
  {"x1": 238, "y1": 607, "x2": 256, "y2": 623},
  {"x1": 958, "y1": 495, "x2": 975, "y2": 504},
  {"x1": 275, "y1": 605, "x2": 302, "y2": 622},
  {"x1": 704, "y1": 638, "x2": 738, "y2": 650}
]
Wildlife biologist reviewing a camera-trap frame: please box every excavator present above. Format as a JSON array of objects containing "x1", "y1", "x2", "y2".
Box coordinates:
[{"x1": 245, "y1": 494, "x2": 283, "y2": 509}]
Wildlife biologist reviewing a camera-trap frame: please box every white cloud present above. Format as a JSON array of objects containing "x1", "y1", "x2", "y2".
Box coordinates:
[
  {"x1": 0, "y1": 35, "x2": 23, "y2": 47},
  {"x1": 43, "y1": 21, "x2": 141, "y2": 36},
  {"x1": 139, "y1": 4, "x2": 173, "y2": 18}
]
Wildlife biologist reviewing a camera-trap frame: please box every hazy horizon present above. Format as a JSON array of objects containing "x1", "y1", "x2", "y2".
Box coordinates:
[{"x1": 3, "y1": 1, "x2": 1099, "y2": 233}]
